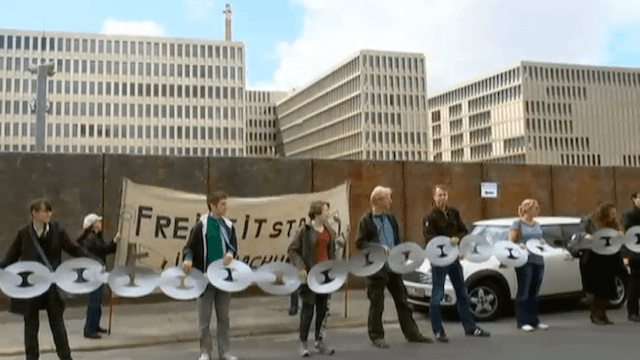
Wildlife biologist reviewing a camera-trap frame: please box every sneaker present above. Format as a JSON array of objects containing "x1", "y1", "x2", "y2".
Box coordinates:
[
  {"x1": 465, "y1": 327, "x2": 491, "y2": 337},
  {"x1": 435, "y1": 331, "x2": 449, "y2": 343},
  {"x1": 372, "y1": 338, "x2": 390, "y2": 349},
  {"x1": 536, "y1": 323, "x2": 549, "y2": 330},
  {"x1": 219, "y1": 354, "x2": 237, "y2": 360},
  {"x1": 628, "y1": 314, "x2": 640, "y2": 322},
  {"x1": 97, "y1": 326, "x2": 108, "y2": 334},
  {"x1": 198, "y1": 353, "x2": 210, "y2": 360},
  {"x1": 299, "y1": 341, "x2": 311, "y2": 357},
  {"x1": 520, "y1": 324, "x2": 534, "y2": 332},
  {"x1": 315, "y1": 340, "x2": 335, "y2": 355}
]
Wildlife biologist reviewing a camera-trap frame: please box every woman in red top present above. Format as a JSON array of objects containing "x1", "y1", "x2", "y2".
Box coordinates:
[{"x1": 288, "y1": 201, "x2": 337, "y2": 357}]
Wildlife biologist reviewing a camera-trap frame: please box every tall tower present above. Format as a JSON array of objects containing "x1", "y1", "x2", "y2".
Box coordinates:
[{"x1": 223, "y1": 3, "x2": 232, "y2": 41}]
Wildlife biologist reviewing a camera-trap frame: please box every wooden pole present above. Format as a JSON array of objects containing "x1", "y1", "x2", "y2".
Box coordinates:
[
  {"x1": 107, "y1": 293, "x2": 114, "y2": 335},
  {"x1": 344, "y1": 240, "x2": 350, "y2": 318}
]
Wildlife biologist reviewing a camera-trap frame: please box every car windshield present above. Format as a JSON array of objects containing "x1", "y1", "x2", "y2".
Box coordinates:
[
  {"x1": 470, "y1": 223, "x2": 581, "y2": 248},
  {"x1": 470, "y1": 225, "x2": 509, "y2": 246}
]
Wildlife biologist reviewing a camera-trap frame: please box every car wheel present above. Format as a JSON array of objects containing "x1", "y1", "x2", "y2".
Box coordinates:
[
  {"x1": 608, "y1": 275, "x2": 628, "y2": 309},
  {"x1": 468, "y1": 280, "x2": 505, "y2": 321}
]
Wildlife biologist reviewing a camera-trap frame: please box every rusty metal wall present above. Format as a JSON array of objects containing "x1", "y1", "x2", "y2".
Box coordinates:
[
  {"x1": 0, "y1": 153, "x2": 102, "y2": 308},
  {"x1": 209, "y1": 157, "x2": 312, "y2": 197},
  {"x1": 614, "y1": 167, "x2": 640, "y2": 216},
  {"x1": 404, "y1": 162, "x2": 483, "y2": 247},
  {"x1": 2, "y1": 153, "x2": 640, "y2": 298},
  {"x1": 481, "y1": 163, "x2": 553, "y2": 219},
  {"x1": 550, "y1": 165, "x2": 616, "y2": 217},
  {"x1": 0, "y1": 153, "x2": 103, "y2": 258}
]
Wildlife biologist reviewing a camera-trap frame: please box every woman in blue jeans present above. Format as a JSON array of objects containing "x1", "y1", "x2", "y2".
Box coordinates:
[
  {"x1": 508, "y1": 199, "x2": 549, "y2": 332},
  {"x1": 77, "y1": 213, "x2": 119, "y2": 339}
]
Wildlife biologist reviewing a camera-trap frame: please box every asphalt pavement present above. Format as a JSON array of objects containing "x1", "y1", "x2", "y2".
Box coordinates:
[
  {"x1": 0, "y1": 288, "x2": 398, "y2": 357},
  {"x1": 2, "y1": 310, "x2": 639, "y2": 360},
  {"x1": 1, "y1": 289, "x2": 639, "y2": 359}
]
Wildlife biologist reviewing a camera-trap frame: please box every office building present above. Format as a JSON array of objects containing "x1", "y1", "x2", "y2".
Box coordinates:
[
  {"x1": 276, "y1": 50, "x2": 429, "y2": 161},
  {"x1": 427, "y1": 61, "x2": 640, "y2": 167},
  {"x1": 245, "y1": 90, "x2": 287, "y2": 157},
  {"x1": 0, "y1": 6, "x2": 248, "y2": 156}
]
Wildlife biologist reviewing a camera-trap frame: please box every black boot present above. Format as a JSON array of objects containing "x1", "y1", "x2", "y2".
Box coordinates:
[{"x1": 84, "y1": 331, "x2": 102, "y2": 339}]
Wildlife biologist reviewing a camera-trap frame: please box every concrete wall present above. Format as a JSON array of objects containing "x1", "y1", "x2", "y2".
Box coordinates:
[{"x1": 1, "y1": 154, "x2": 638, "y2": 295}]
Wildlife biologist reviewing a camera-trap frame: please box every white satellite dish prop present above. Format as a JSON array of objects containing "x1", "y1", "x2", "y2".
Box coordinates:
[
  {"x1": 348, "y1": 245, "x2": 387, "y2": 277},
  {"x1": 387, "y1": 242, "x2": 426, "y2": 274},
  {"x1": 525, "y1": 239, "x2": 556, "y2": 257},
  {"x1": 206, "y1": 259, "x2": 254, "y2": 293},
  {"x1": 255, "y1": 262, "x2": 301, "y2": 295},
  {"x1": 493, "y1": 241, "x2": 528, "y2": 268},
  {"x1": 425, "y1": 236, "x2": 459, "y2": 267},
  {"x1": 307, "y1": 260, "x2": 348, "y2": 294},
  {"x1": 0, "y1": 262, "x2": 52, "y2": 299},
  {"x1": 160, "y1": 267, "x2": 209, "y2": 300},
  {"x1": 459, "y1": 235, "x2": 492, "y2": 263},
  {"x1": 624, "y1": 226, "x2": 640, "y2": 254},
  {"x1": 108, "y1": 266, "x2": 160, "y2": 298},
  {"x1": 591, "y1": 228, "x2": 624, "y2": 255},
  {"x1": 53, "y1": 257, "x2": 105, "y2": 295}
]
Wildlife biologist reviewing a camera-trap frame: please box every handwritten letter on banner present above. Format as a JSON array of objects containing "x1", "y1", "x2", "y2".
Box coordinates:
[{"x1": 115, "y1": 179, "x2": 351, "y2": 270}]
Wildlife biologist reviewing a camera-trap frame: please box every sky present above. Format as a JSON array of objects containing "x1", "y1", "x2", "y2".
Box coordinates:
[{"x1": 1, "y1": 0, "x2": 639, "y2": 94}]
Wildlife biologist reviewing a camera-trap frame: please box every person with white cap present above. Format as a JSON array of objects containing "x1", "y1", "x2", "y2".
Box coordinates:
[{"x1": 77, "y1": 213, "x2": 120, "y2": 339}]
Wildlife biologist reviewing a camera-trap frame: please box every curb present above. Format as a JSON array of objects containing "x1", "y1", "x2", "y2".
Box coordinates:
[{"x1": 0, "y1": 318, "x2": 400, "y2": 357}]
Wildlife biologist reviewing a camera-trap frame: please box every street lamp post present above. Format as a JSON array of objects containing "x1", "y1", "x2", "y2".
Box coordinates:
[{"x1": 28, "y1": 61, "x2": 55, "y2": 152}]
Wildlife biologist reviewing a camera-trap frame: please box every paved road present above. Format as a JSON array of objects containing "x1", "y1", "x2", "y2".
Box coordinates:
[{"x1": 7, "y1": 307, "x2": 639, "y2": 360}]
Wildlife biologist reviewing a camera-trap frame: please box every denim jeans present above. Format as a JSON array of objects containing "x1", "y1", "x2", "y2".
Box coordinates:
[
  {"x1": 84, "y1": 285, "x2": 103, "y2": 334},
  {"x1": 430, "y1": 261, "x2": 476, "y2": 334},
  {"x1": 515, "y1": 262, "x2": 545, "y2": 327}
]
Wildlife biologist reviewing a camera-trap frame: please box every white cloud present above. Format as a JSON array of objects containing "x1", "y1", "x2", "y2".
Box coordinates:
[
  {"x1": 101, "y1": 19, "x2": 166, "y2": 37},
  {"x1": 185, "y1": 0, "x2": 216, "y2": 22},
  {"x1": 266, "y1": 0, "x2": 640, "y2": 93}
]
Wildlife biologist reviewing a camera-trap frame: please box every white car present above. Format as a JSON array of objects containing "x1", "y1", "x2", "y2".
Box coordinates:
[{"x1": 403, "y1": 216, "x2": 629, "y2": 321}]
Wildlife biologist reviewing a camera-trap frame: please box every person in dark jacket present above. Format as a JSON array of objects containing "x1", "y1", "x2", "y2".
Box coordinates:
[
  {"x1": 622, "y1": 192, "x2": 640, "y2": 322},
  {"x1": 0, "y1": 199, "x2": 91, "y2": 360},
  {"x1": 422, "y1": 184, "x2": 489, "y2": 342},
  {"x1": 355, "y1": 186, "x2": 432, "y2": 349},
  {"x1": 182, "y1": 191, "x2": 238, "y2": 360},
  {"x1": 577, "y1": 203, "x2": 626, "y2": 325},
  {"x1": 77, "y1": 213, "x2": 119, "y2": 339},
  {"x1": 288, "y1": 201, "x2": 337, "y2": 357}
]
